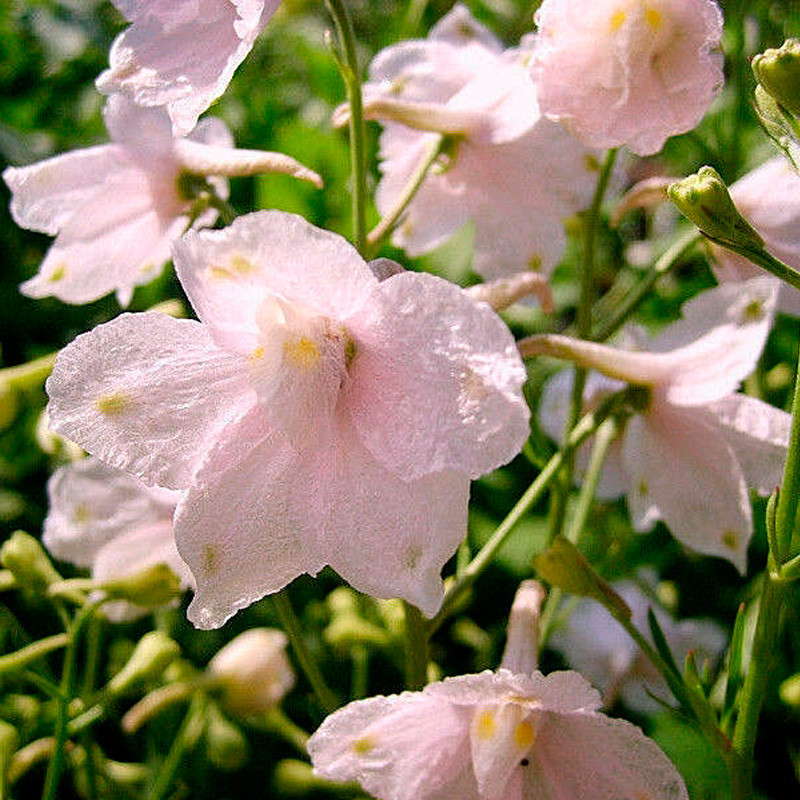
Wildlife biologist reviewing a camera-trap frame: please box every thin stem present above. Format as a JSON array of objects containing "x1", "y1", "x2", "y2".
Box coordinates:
[
  {"x1": 402, "y1": 601, "x2": 429, "y2": 690},
  {"x1": 730, "y1": 577, "x2": 788, "y2": 800},
  {"x1": 706, "y1": 235, "x2": 800, "y2": 293},
  {"x1": 366, "y1": 135, "x2": 444, "y2": 256},
  {"x1": 272, "y1": 590, "x2": 339, "y2": 713},
  {"x1": 325, "y1": 0, "x2": 368, "y2": 255},
  {"x1": 0, "y1": 634, "x2": 69, "y2": 676},
  {"x1": 0, "y1": 353, "x2": 56, "y2": 393},
  {"x1": 261, "y1": 707, "x2": 310, "y2": 755},
  {"x1": 777, "y1": 335, "x2": 800, "y2": 560},
  {"x1": 592, "y1": 228, "x2": 700, "y2": 342}
]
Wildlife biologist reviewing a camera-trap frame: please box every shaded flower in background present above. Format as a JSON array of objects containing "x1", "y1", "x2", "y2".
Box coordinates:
[
  {"x1": 46, "y1": 210, "x2": 530, "y2": 629},
  {"x1": 98, "y1": 0, "x2": 281, "y2": 136},
  {"x1": 3, "y1": 94, "x2": 320, "y2": 306},
  {"x1": 533, "y1": 277, "x2": 789, "y2": 570},
  {"x1": 354, "y1": 4, "x2": 597, "y2": 280},
  {"x1": 308, "y1": 581, "x2": 689, "y2": 800},
  {"x1": 42, "y1": 456, "x2": 191, "y2": 621},
  {"x1": 530, "y1": 0, "x2": 724, "y2": 155}
]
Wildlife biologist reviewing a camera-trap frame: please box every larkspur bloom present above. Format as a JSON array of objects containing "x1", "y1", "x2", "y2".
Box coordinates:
[
  {"x1": 46, "y1": 210, "x2": 530, "y2": 629},
  {"x1": 530, "y1": 0, "x2": 724, "y2": 155},
  {"x1": 3, "y1": 94, "x2": 320, "y2": 306},
  {"x1": 532, "y1": 277, "x2": 789, "y2": 570},
  {"x1": 42, "y1": 456, "x2": 191, "y2": 621},
  {"x1": 352, "y1": 4, "x2": 597, "y2": 280},
  {"x1": 710, "y1": 156, "x2": 800, "y2": 315},
  {"x1": 97, "y1": 0, "x2": 280, "y2": 136},
  {"x1": 550, "y1": 576, "x2": 726, "y2": 712},
  {"x1": 307, "y1": 581, "x2": 689, "y2": 800}
]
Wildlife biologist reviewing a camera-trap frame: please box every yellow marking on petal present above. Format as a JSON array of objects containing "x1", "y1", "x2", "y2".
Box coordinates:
[
  {"x1": 514, "y1": 721, "x2": 536, "y2": 750},
  {"x1": 609, "y1": 9, "x2": 627, "y2": 30},
  {"x1": 644, "y1": 6, "x2": 663, "y2": 28},
  {"x1": 741, "y1": 298, "x2": 765, "y2": 323},
  {"x1": 138, "y1": 262, "x2": 155, "y2": 276},
  {"x1": 583, "y1": 154, "x2": 601, "y2": 172},
  {"x1": 457, "y1": 19, "x2": 477, "y2": 38},
  {"x1": 352, "y1": 736, "x2": 376, "y2": 755},
  {"x1": 638, "y1": 480, "x2": 648, "y2": 497},
  {"x1": 405, "y1": 545, "x2": 422, "y2": 572},
  {"x1": 283, "y1": 337, "x2": 320, "y2": 370},
  {"x1": 633, "y1": 792, "x2": 652, "y2": 800},
  {"x1": 206, "y1": 254, "x2": 256, "y2": 281},
  {"x1": 207, "y1": 265, "x2": 233, "y2": 281},
  {"x1": 527, "y1": 254, "x2": 543, "y2": 272},
  {"x1": 248, "y1": 346, "x2": 266, "y2": 362},
  {"x1": 96, "y1": 391, "x2": 131, "y2": 417},
  {"x1": 475, "y1": 710, "x2": 497, "y2": 740},
  {"x1": 48, "y1": 263, "x2": 68, "y2": 283},
  {"x1": 229, "y1": 254, "x2": 256, "y2": 275},
  {"x1": 201, "y1": 544, "x2": 218, "y2": 577},
  {"x1": 72, "y1": 503, "x2": 92, "y2": 525},
  {"x1": 722, "y1": 530, "x2": 739, "y2": 550}
]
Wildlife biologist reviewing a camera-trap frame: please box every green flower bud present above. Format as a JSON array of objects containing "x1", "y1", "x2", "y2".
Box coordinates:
[
  {"x1": 780, "y1": 672, "x2": 800, "y2": 708},
  {"x1": 754, "y1": 84, "x2": 800, "y2": 158},
  {"x1": 272, "y1": 759, "x2": 359, "y2": 797},
  {"x1": 668, "y1": 166, "x2": 765, "y2": 252},
  {"x1": 0, "y1": 532, "x2": 62, "y2": 595},
  {"x1": 204, "y1": 704, "x2": 249, "y2": 771},
  {"x1": 99, "y1": 563, "x2": 183, "y2": 610},
  {"x1": 752, "y1": 39, "x2": 800, "y2": 118},
  {"x1": 107, "y1": 631, "x2": 181, "y2": 697}
]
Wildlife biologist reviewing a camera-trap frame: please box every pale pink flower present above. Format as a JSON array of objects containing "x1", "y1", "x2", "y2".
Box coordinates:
[
  {"x1": 3, "y1": 94, "x2": 320, "y2": 306},
  {"x1": 98, "y1": 0, "x2": 280, "y2": 136},
  {"x1": 534, "y1": 278, "x2": 789, "y2": 570},
  {"x1": 46, "y1": 210, "x2": 530, "y2": 628},
  {"x1": 711, "y1": 156, "x2": 800, "y2": 315},
  {"x1": 42, "y1": 457, "x2": 191, "y2": 621},
  {"x1": 550, "y1": 576, "x2": 726, "y2": 712},
  {"x1": 308, "y1": 582, "x2": 688, "y2": 800},
  {"x1": 356, "y1": 4, "x2": 597, "y2": 280},
  {"x1": 531, "y1": 0, "x2": 724, "y2": 155}
]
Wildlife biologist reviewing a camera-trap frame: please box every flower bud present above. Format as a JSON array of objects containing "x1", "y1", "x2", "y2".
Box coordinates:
[
  {"x1": 0, "y1": 531, "x2": 62, "y2": 594},
  {"x1": 752, "y1": 39, "x2": 800, "y2": 118},
  {"x1": 207, "y1": 629, "x2": 295, "y2": 718},
  {"x1": 99, "y1": 563, "x2": 183, "y2": 610},
  {"x1": 780, "y1": 672, "x2": 800, "y2": 708},
  {"x1": 107, "y1": 631, "x2": 181, "y2": 697},
  {"x1": 668, "y1": 166, "x2": 765, "y2": 252},
  {"x1": 204, "y1": 703, "x2": 249, "y2": 771},
  {"x1": 500, "y1": 580, "x2": 546, "y2": 675}
]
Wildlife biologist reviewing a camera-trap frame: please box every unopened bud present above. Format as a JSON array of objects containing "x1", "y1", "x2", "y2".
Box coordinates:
[
  {"x1": 501, "y1": 580, "x2": 546, "y2": 675},
  {"x1": 108, "y1": 631, "x2": 180, "y2": 697},
  {"x1": 668, "y1": 166, "x2": 765, "y2": 252},
  {"x1": 0, "y1": 531, "x2": 62, "y2": 594},
  {"x1": 99, "y1": 563, "x2": 182, "y2": 610},
  {"x1": 204, "y1": 703, "x2": 249, "y2": 771},
  {"x1": 207, "y1": 629, "x2": 295, "y2": 718},
  {"x1": 752, "y1": 39, "x2": 800, "y2": 118}
]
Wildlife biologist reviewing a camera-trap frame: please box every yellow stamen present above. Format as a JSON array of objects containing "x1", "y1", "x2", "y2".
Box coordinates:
[{"x1": 283, "y1": 337, "x2": 320, "y2": 370}]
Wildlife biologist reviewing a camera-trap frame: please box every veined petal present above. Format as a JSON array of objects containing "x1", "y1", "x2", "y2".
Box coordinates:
[
  {"x1": 46, "y1": 312, "x2": 253, "y2": 489},
  {"x1": 622, "y1": 406, "x2": 752, "y2": 571},
  {"x1": 346, "y1": 271, "x2": 529, "y2": 481},
  {"x1": 707, "y1": 393, "x2": 790, "y2": 495}
]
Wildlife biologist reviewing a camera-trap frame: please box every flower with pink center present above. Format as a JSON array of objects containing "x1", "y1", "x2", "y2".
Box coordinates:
[
  {"x1": 3, "y1": 94, "x2": 320, "y2": 306},
  {"x1": 307, "y1": 581, "x2": 689, "y2": 800},
  {"x1": 530, "y1": 0, "x2": 724, "y2": 156},
  {"x1": 97, "y1": 0, "x2": 280, "y2": 136},
  {"x1": 711, "y1": 156, "x2": 800, "y2": 315},
  {"x1": 45, "y1": 210, "x2": 530, "y2": 629},
  {"x1": 532, "y1": 278, "x2": 789, "y2": 570},
  {"x1": 42, "y1": 457, "x2": 191, "y2": 621},
  {"x1": 354, "y1": 4, "x2": 597, "y2": 280}
]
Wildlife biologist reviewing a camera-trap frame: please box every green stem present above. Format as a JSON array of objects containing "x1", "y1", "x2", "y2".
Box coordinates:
[
  {"x1": 366, "y1": 135, "x2": 444, "y2": 256},
  {"x1": 325, "y1": 0, "x2": 368, "y2": 255},
  {"x1": 402, "y1": 601, "x2": 429, "y2": 690},
  {"x1": 0, "y1": 353, "x2": 56, "y2": 393},
  {"x1": 730, "y1": 577, "x2": 788, "y2": 800},
  {"x1": 0, "y1": 634, "x2": 68, "y2": 676},
  {"x1": 272, "y1": 590, "x2": 339, "y2": 714},
  {"x1": 261, "y1": 707, "x2": 310, "y2": 755},
  {"x1": 777, "y1": 337, "x2": 800, "y2": 560},
  {"x1": 705, "y1": 234, "x2": 800, "y2": 293},
  {"x1": 591, "y1": 228, "x2": 700, "y2": 342}
]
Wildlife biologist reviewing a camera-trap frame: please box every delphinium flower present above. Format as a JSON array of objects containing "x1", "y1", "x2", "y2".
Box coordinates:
[
  {"x1": 97, "y1": 0, "x2": 281, "y2": 136},
  {"x1": 532, "y1": 277, "x2": 789, "y2": 570},
  {"x1": 307, "y1": 581, "x2": 689, "y2": 800},
  {"x1": 710, "y1": 156, "x2": 800, "y2": 314},
  {"x1": 42, "y1": 456, "x2": 191, "y2": 621},
  {"x1": 46, "y1": 210, "x2": 530, "y2": 629},
  {"x1": 351, "y1": 4, "x2": 597, "y2": 280},
  {"x1": 3, "y1": 94, "x2": 320, "y2": 306},
  {"x1": 550, "y1": 575, "x2": 726, "y2": 712},
  {"x1": 530, "y1": 0, "x2": 725, "y2": 155}
]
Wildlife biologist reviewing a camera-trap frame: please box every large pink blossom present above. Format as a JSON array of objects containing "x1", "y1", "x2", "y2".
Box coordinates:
[
  {"x1": 45, "y1": 211, "x2": 530, "y2": 629},
  {"x1": 3, "y1": 95, "x2": 319, "y2": 306},
  {"x1": 42, "y1": 457, "x2": 191, "y2": 621},
  {"x1": 98, "y1": 0, "x2": 280, "y2": 136},
  {"x1": 711, "y1": 156, "x2": 800, "y2": 315},
  {"x1": 534, "y1": 278, "x2": 789, "y2": 570},
  {"x1": 308, "y1": 581, "x2": 688, "y2": 800},
  {"x1": 530, "y1": 0, "x2": 724, "y2": 155},
  {"x1": 357, "y1": 4, "x2": 597, "y2": 281}
]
